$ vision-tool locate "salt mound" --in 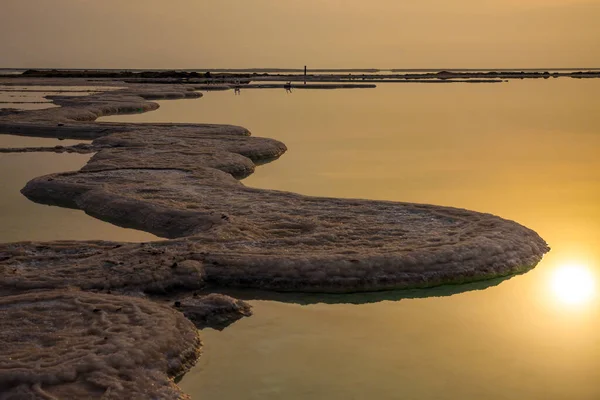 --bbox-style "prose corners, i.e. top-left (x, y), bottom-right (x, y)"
top-left (175, 293), bottom-right (253, 330)
top-left (0, 289), bottom-right (201, 399)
